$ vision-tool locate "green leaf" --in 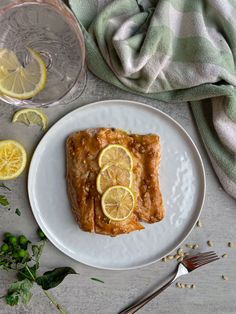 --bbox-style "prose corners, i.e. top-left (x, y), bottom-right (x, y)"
top-left (32, 244), bottom-right (44, 262)
top-left (20, 253), bottom-right (30, 265)
top-left (32, 245), bottom-right (39, 257)
top-left (0, 183), bottom-right (11, 191)
top-left (8, 279), bottom-right (33, 293)
top-left (15, 208), bottom-right (21, 216)
top-left (0, 252), bottom-right (12, 269)
top-left (90, 277), bottom-right (104, 283)
top-left (17, 265), bottom-right (37, 281)
top-left (6, 279), bottom-right (33, 306)
top-left (0, 195), bottom-right (9, 206)
top-left (36, 267), bottom-right (77, 290)
top-left (36, 228), bottom-right (47, 241)
top-left (5, 293), bottom-right (19, 306)
top-left (0, 260), bottom-right (11, 270)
